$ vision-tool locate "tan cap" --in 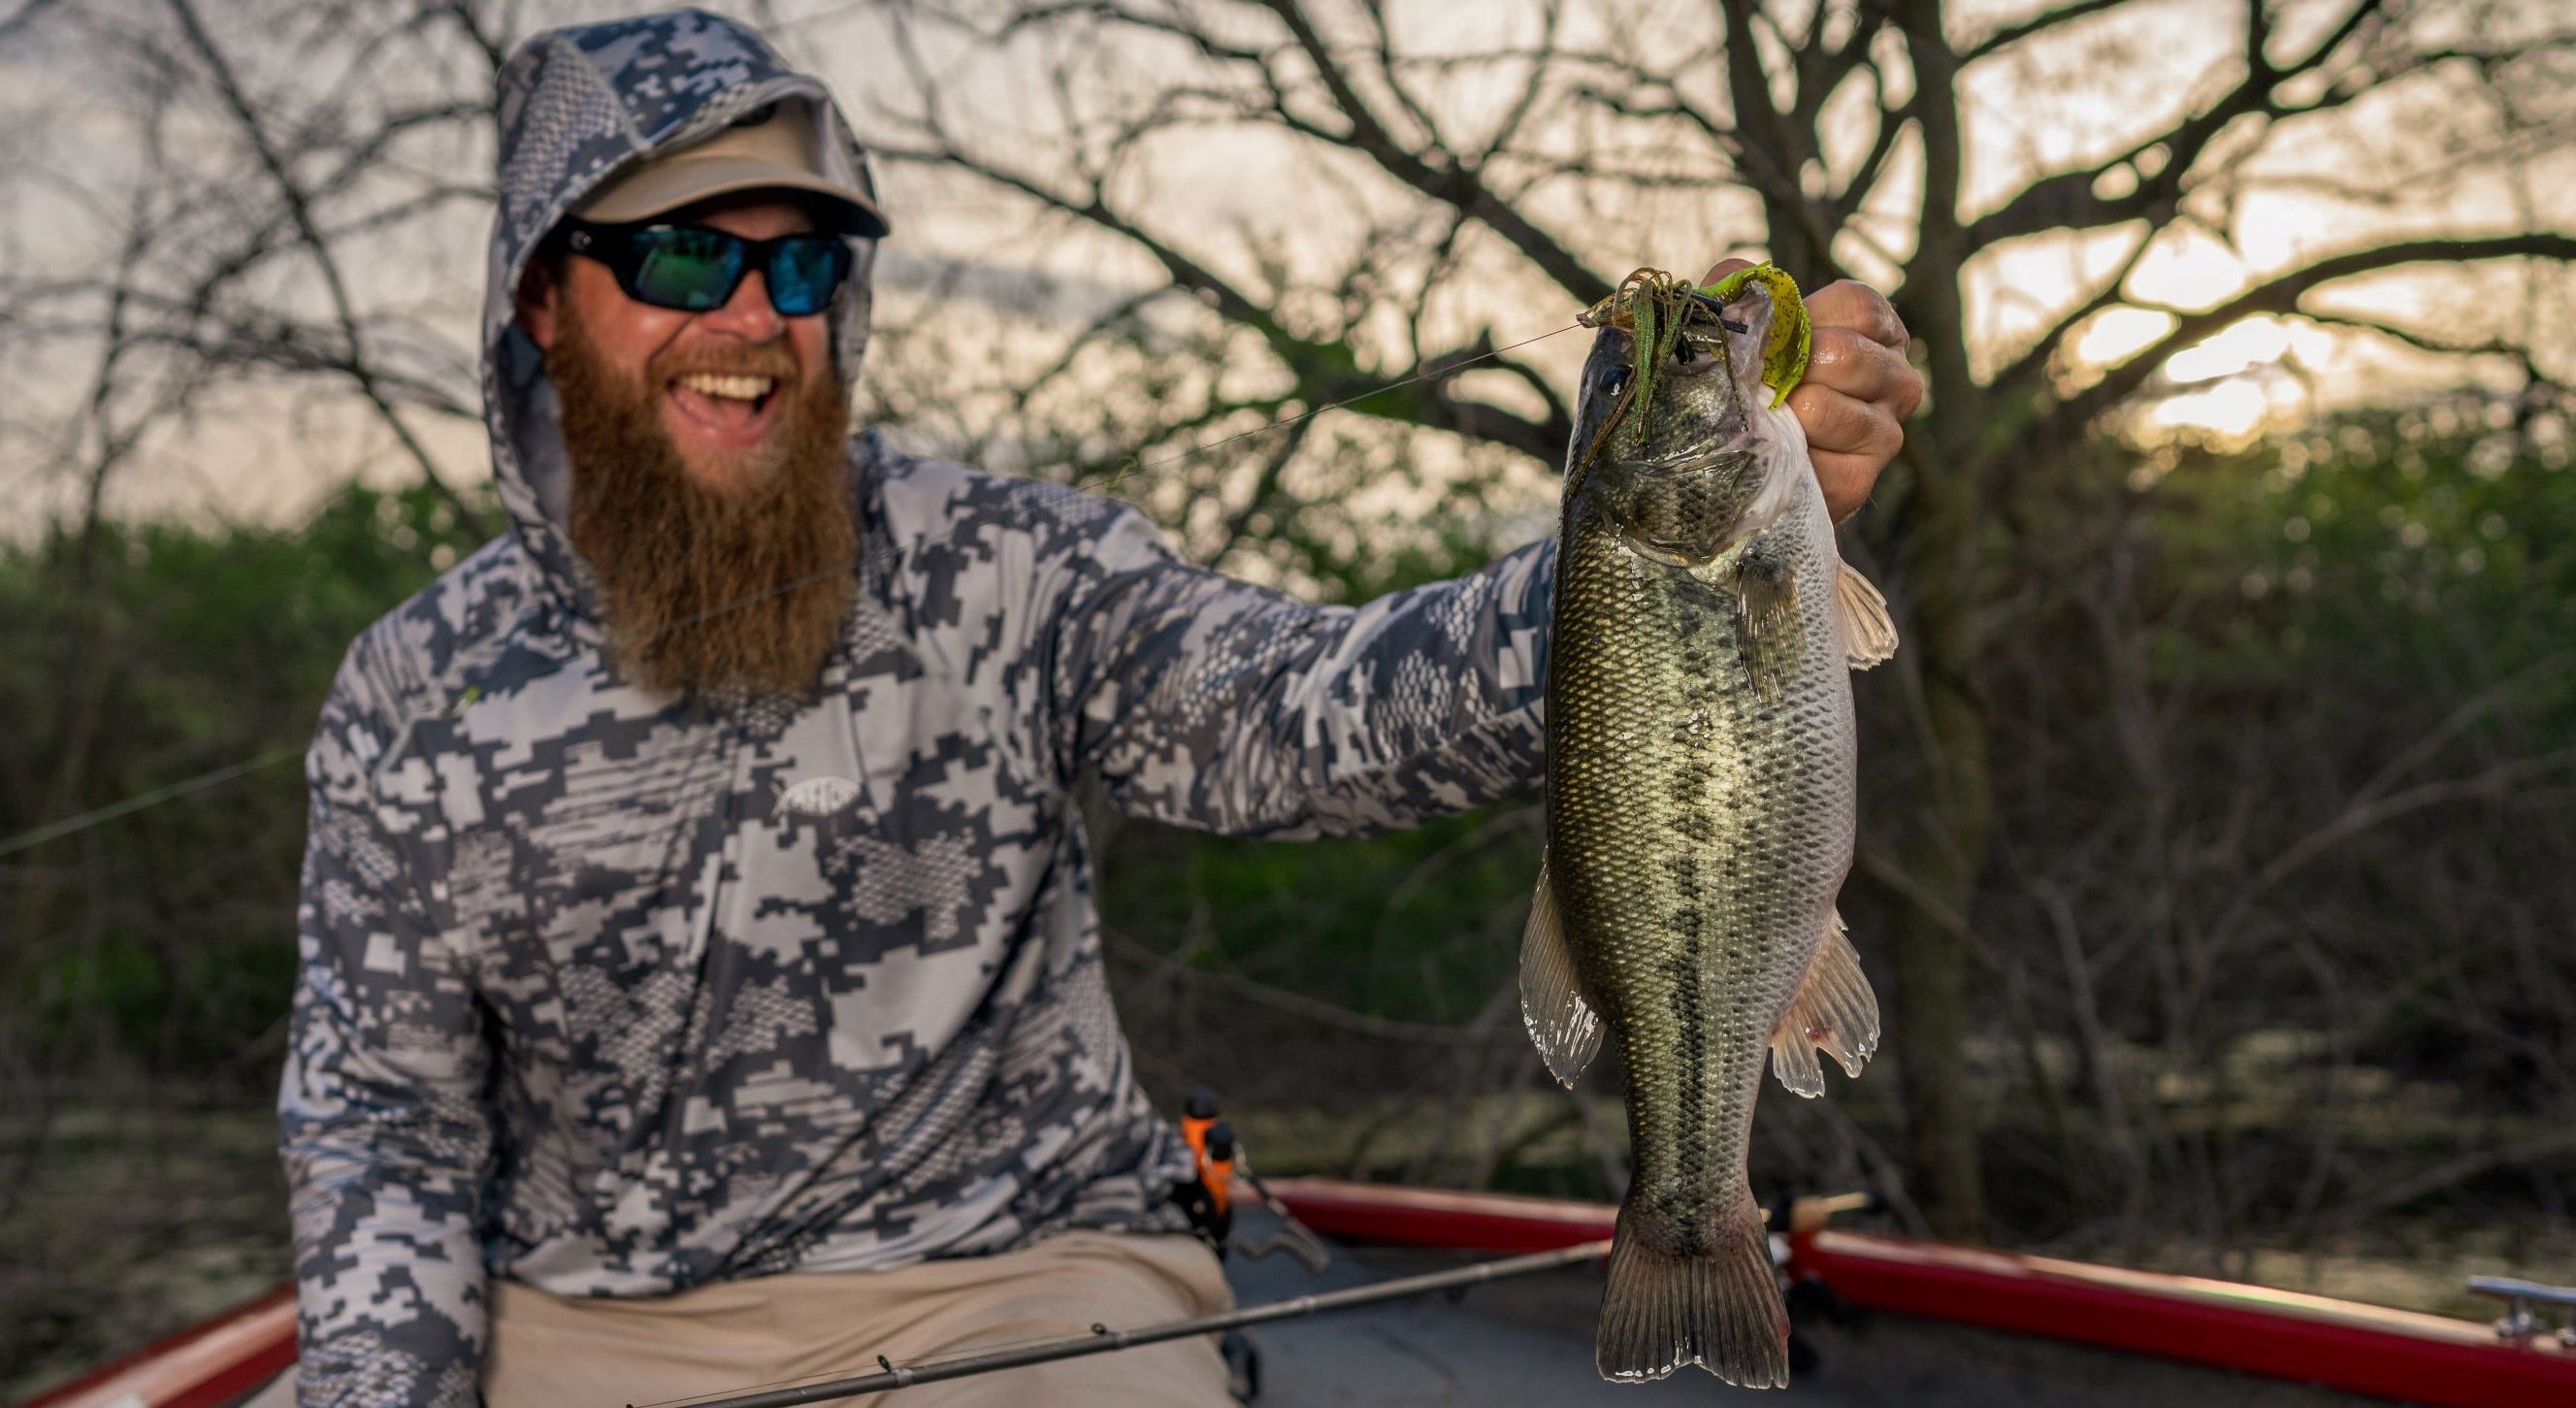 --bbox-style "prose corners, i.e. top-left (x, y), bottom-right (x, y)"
top-left (573, 97), bottom-right (890, 238)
